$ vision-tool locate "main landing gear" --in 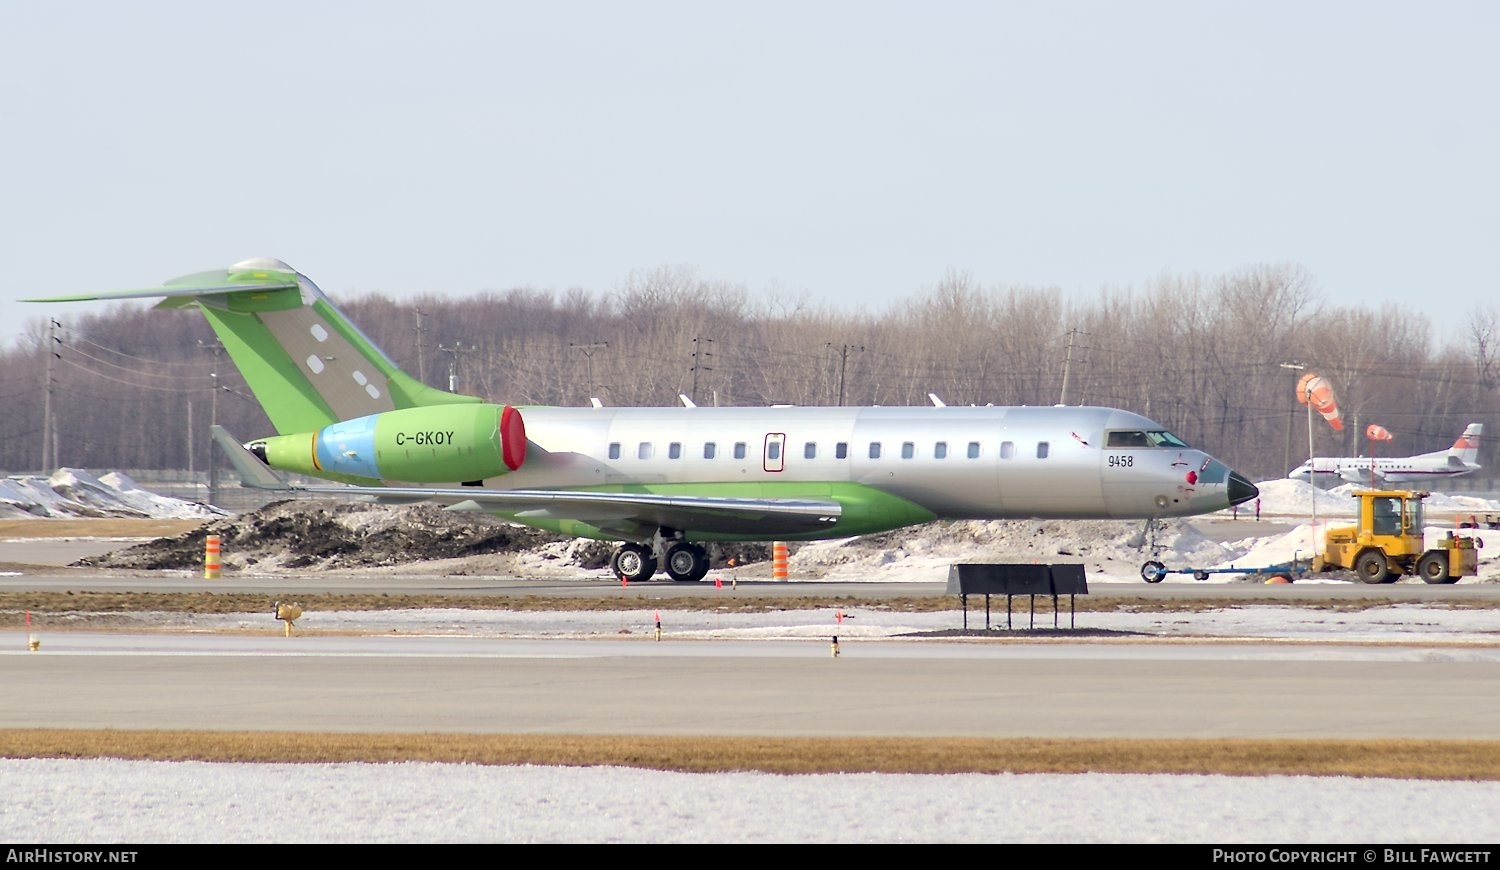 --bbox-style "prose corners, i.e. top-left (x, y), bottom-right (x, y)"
top-left (609, 534), bottom-right (711, 583)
